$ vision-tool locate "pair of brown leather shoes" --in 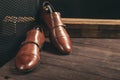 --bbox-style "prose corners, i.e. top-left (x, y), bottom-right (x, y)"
top-left (15, 1), bottom-right (72, 72)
